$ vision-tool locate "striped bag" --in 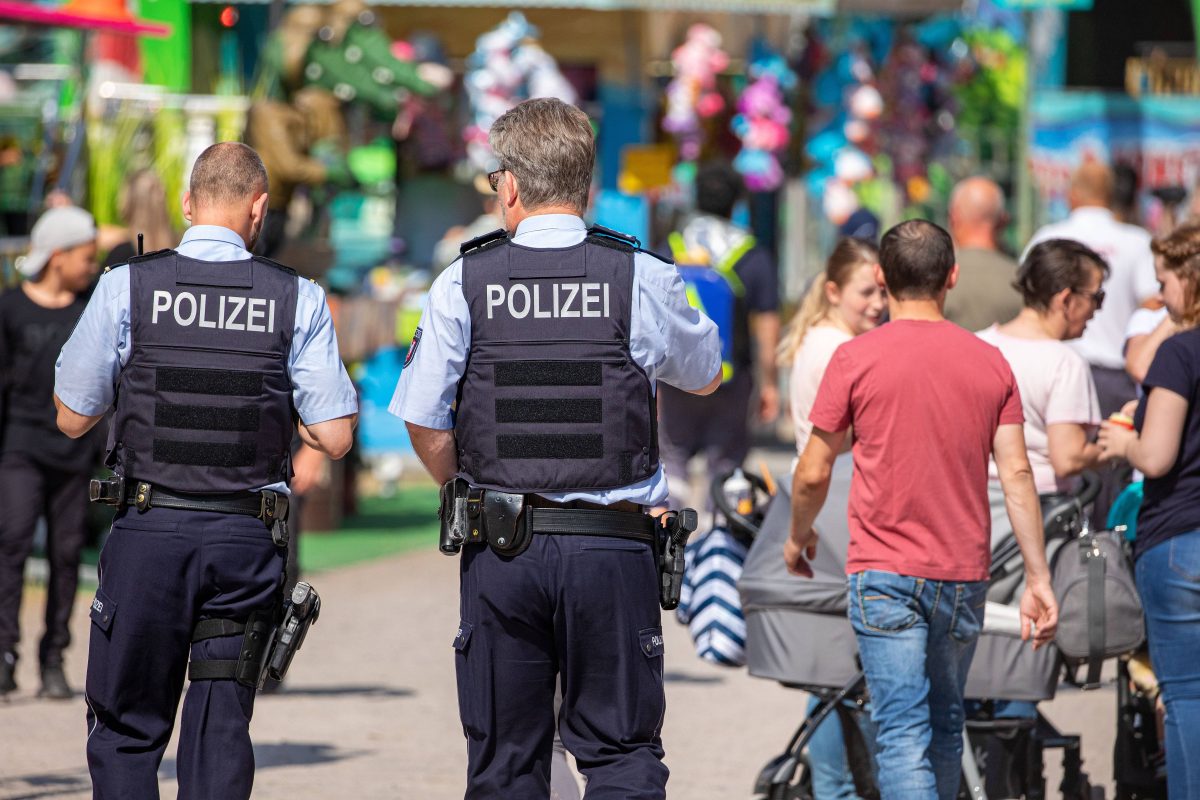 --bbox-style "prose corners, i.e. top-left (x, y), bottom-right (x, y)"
top-left (675, 527), bottom-right (750, 667)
